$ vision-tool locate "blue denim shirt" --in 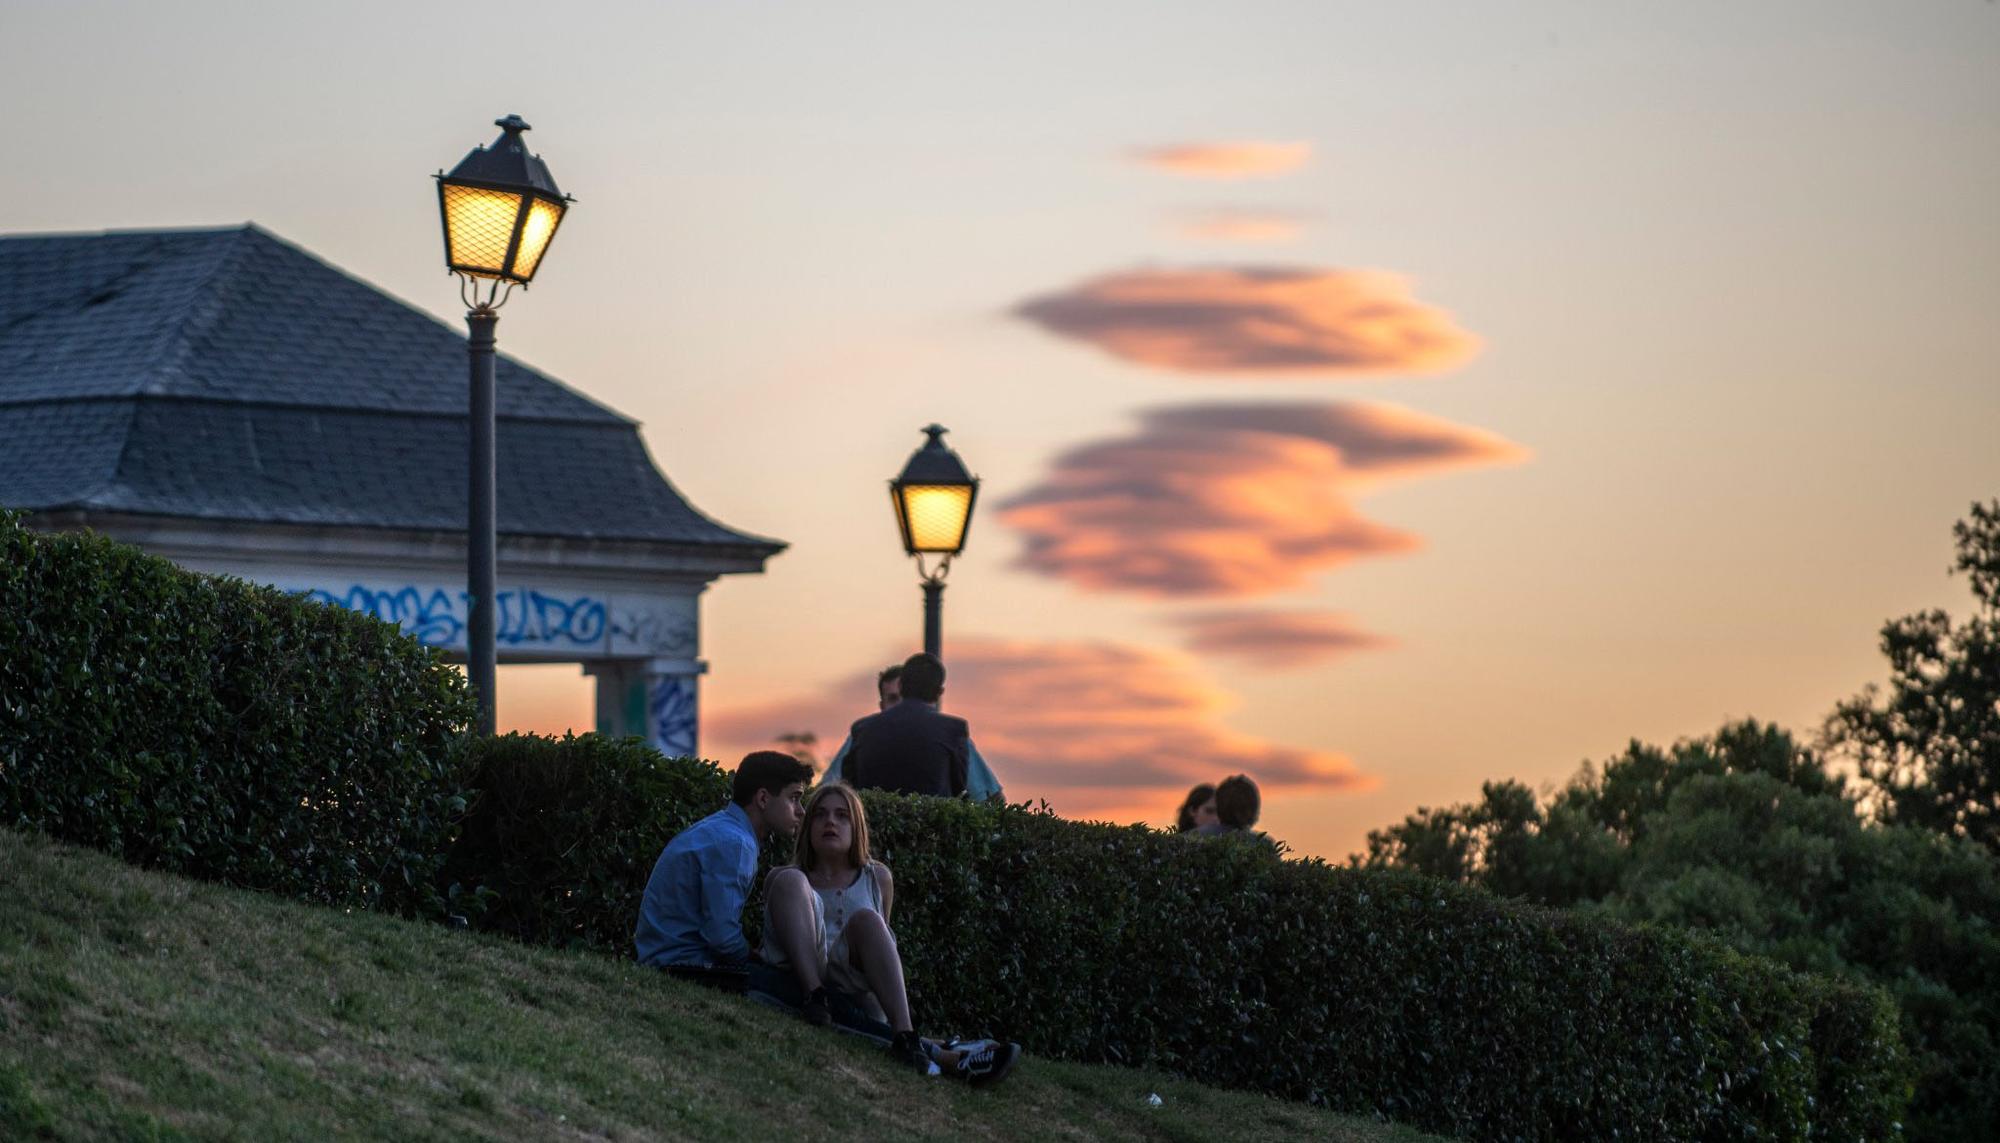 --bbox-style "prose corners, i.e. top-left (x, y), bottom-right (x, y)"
top-left (634, 803), bottom-right (758, 967)
top-left (824, 735), bottom-right (1005, 802)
